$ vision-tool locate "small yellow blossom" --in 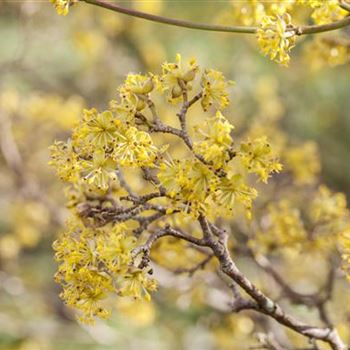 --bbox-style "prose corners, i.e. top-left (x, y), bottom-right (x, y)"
top-left (251, 200), bottom-right (306, 253)
top-left (309, 186), bottom-right (350, 251)
top-left (122, 73), bottom-right (155, 95)
top-left (80, 109), bottom-right (119, 148)
top-left (50, 0), bottom-right (77, 15)
top-left (117, 74), bottom-right (155, 112)
top-left (159, 54), bottom-right (199, 102)
top-left (112, 127), bottom-right (161, 167)
top-left (309, 185), bottom-right (349, 224)
top-left (109, 99), bottom-right (138, 124)
top-left (230, 0), bottom-right (266, 26)
top-left (214, 174), bottom-right (258, 218)
top-left (119, 267), bottom-right (157, 301)
top-left (230, 0), bottom-right (292, 26)
top-left (299, 0), bottom-right (348, 24)
top-left (49, 141), bottom-right (80, 182)
top-left (157, 159), bottom-right (185, 198)
top-left (194, 111), bottom-right (234, 169)
top-left (81, 148), bottom-right (117, 191)
top-left (239, 137), bottom-right (282, 183)
top-left (303, 37), bottom-right (350, 69)
top-left (158, 159), bottom-right (219, 217)
top-left (284, 141), bottom-right (320, 185)
top-left (201, 69), bottom-right (233, 111)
